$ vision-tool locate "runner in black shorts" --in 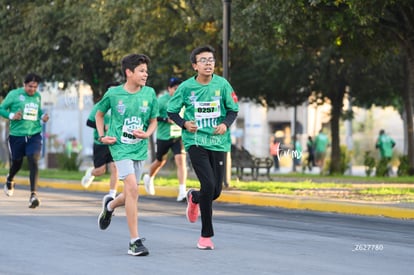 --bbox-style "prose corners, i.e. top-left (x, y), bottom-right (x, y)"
top-left (81, 82), bottom-right (119, 198)
top-left (93, 143), bottom-right (114, 168)
top-left (142, 77), bottom-right (187, 201)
